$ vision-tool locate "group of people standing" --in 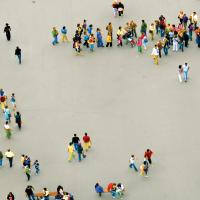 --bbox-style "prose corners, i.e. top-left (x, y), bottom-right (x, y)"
top-left (0, 89), bottom-right (22, 139)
